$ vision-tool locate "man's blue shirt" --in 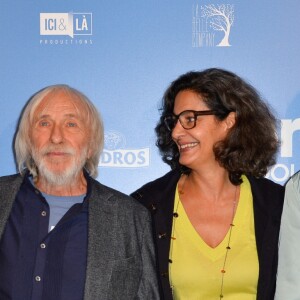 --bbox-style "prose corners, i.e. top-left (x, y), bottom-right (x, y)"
top-left (0, 174), bottom-right (89, 300)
